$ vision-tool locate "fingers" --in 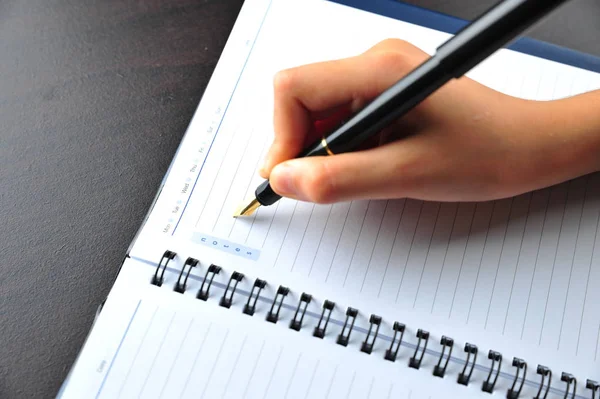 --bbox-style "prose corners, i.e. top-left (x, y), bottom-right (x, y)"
top-left (260, 39), bottom-right (430, 179)
top-left (268, 136), bottom-right (427, 204)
